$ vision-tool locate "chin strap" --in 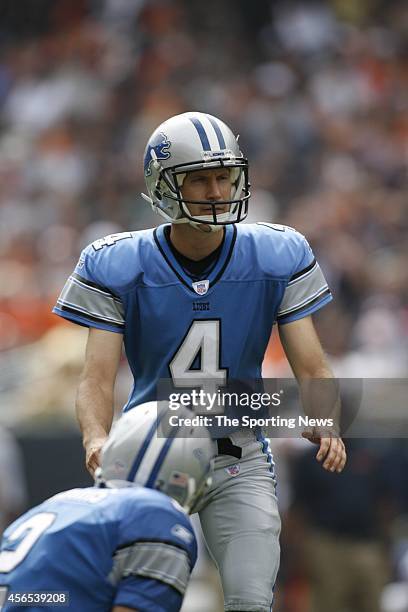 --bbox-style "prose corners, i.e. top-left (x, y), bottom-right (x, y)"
top-left (186, 211), bottom-right (231, 232)
top-left (141, 192), bottom-right (229, 232)
top-left (141, 192), bottom-right (153, 205)
top-left (189, 220), bottom-right (224, 233)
